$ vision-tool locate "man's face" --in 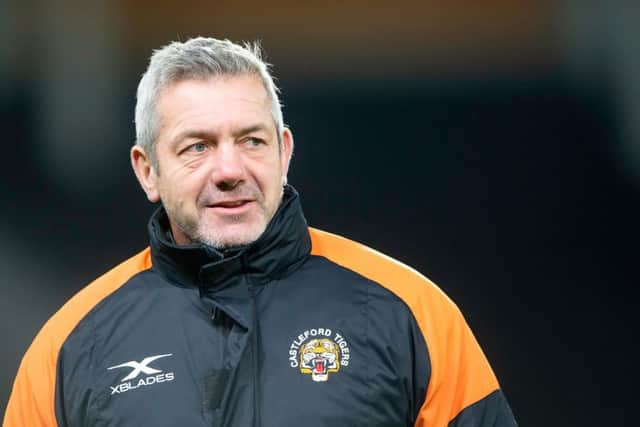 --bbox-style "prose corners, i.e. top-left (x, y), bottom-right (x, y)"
top-left (132, 74), bottom-right (293, 249)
